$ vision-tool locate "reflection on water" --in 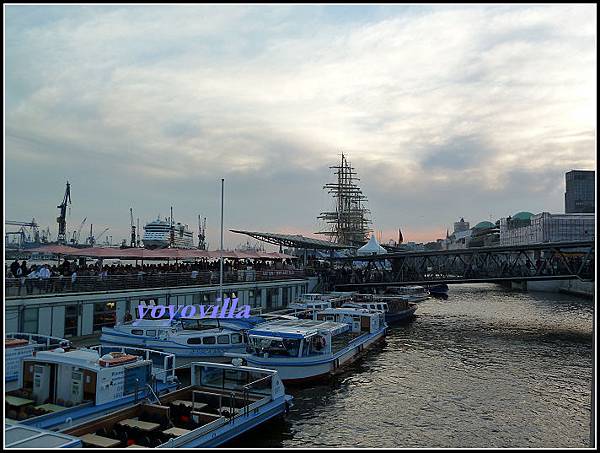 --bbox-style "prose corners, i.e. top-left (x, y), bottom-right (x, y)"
top-left (230, 284), bottom-right (593, 448)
